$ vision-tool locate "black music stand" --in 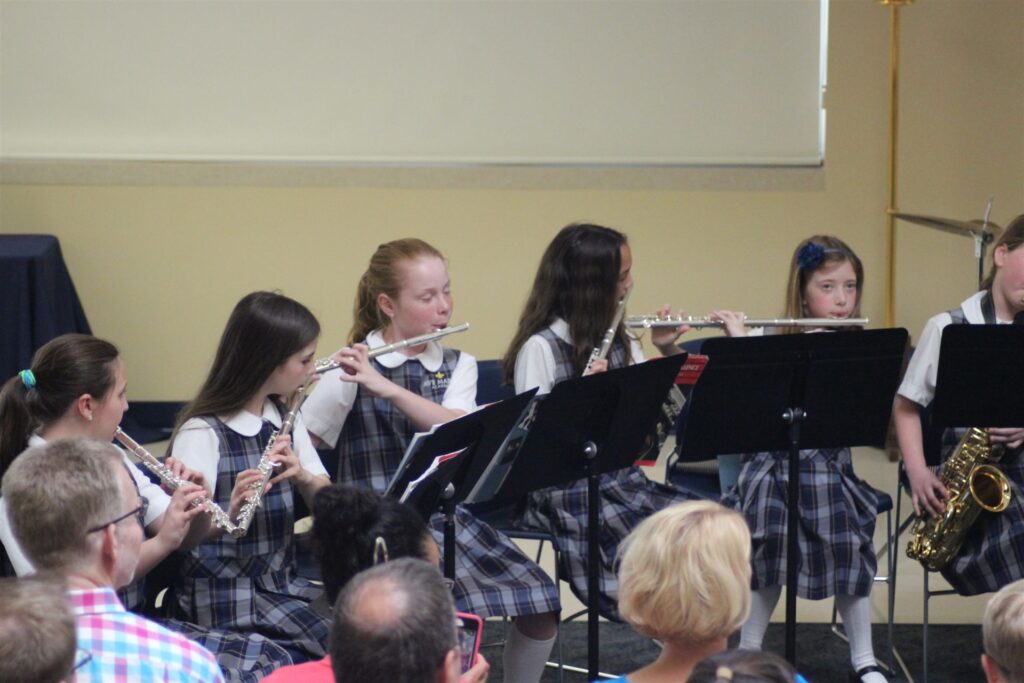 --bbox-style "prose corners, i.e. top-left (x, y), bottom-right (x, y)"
top-left (477, 354), bottom-right (688, 679)
top-left (932, 325), bottom-right (1024, 427)
top-left (385, 388), bottom-right (539, 579)
top-left (677, 329), bottom-right (908, 667)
